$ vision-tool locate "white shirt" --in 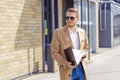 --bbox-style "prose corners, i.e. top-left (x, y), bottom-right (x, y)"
top-left (68, 27), bottom-right (80, 49)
